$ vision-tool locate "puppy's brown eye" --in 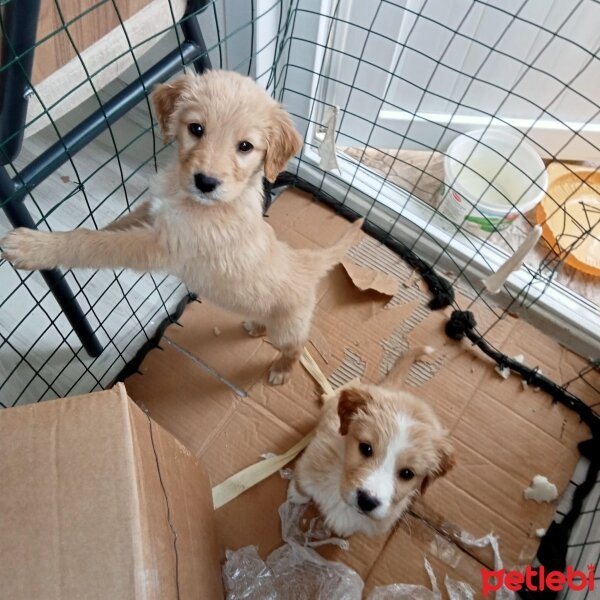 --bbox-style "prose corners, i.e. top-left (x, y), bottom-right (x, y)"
top-left (398, 468), bottom-right (414, 481)
top-left (188, 123), bottom-right (204, 138)
top-left (238, 141), bottom-right (253, 152)
top-left (359, 442), bottom-right (372, 457)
